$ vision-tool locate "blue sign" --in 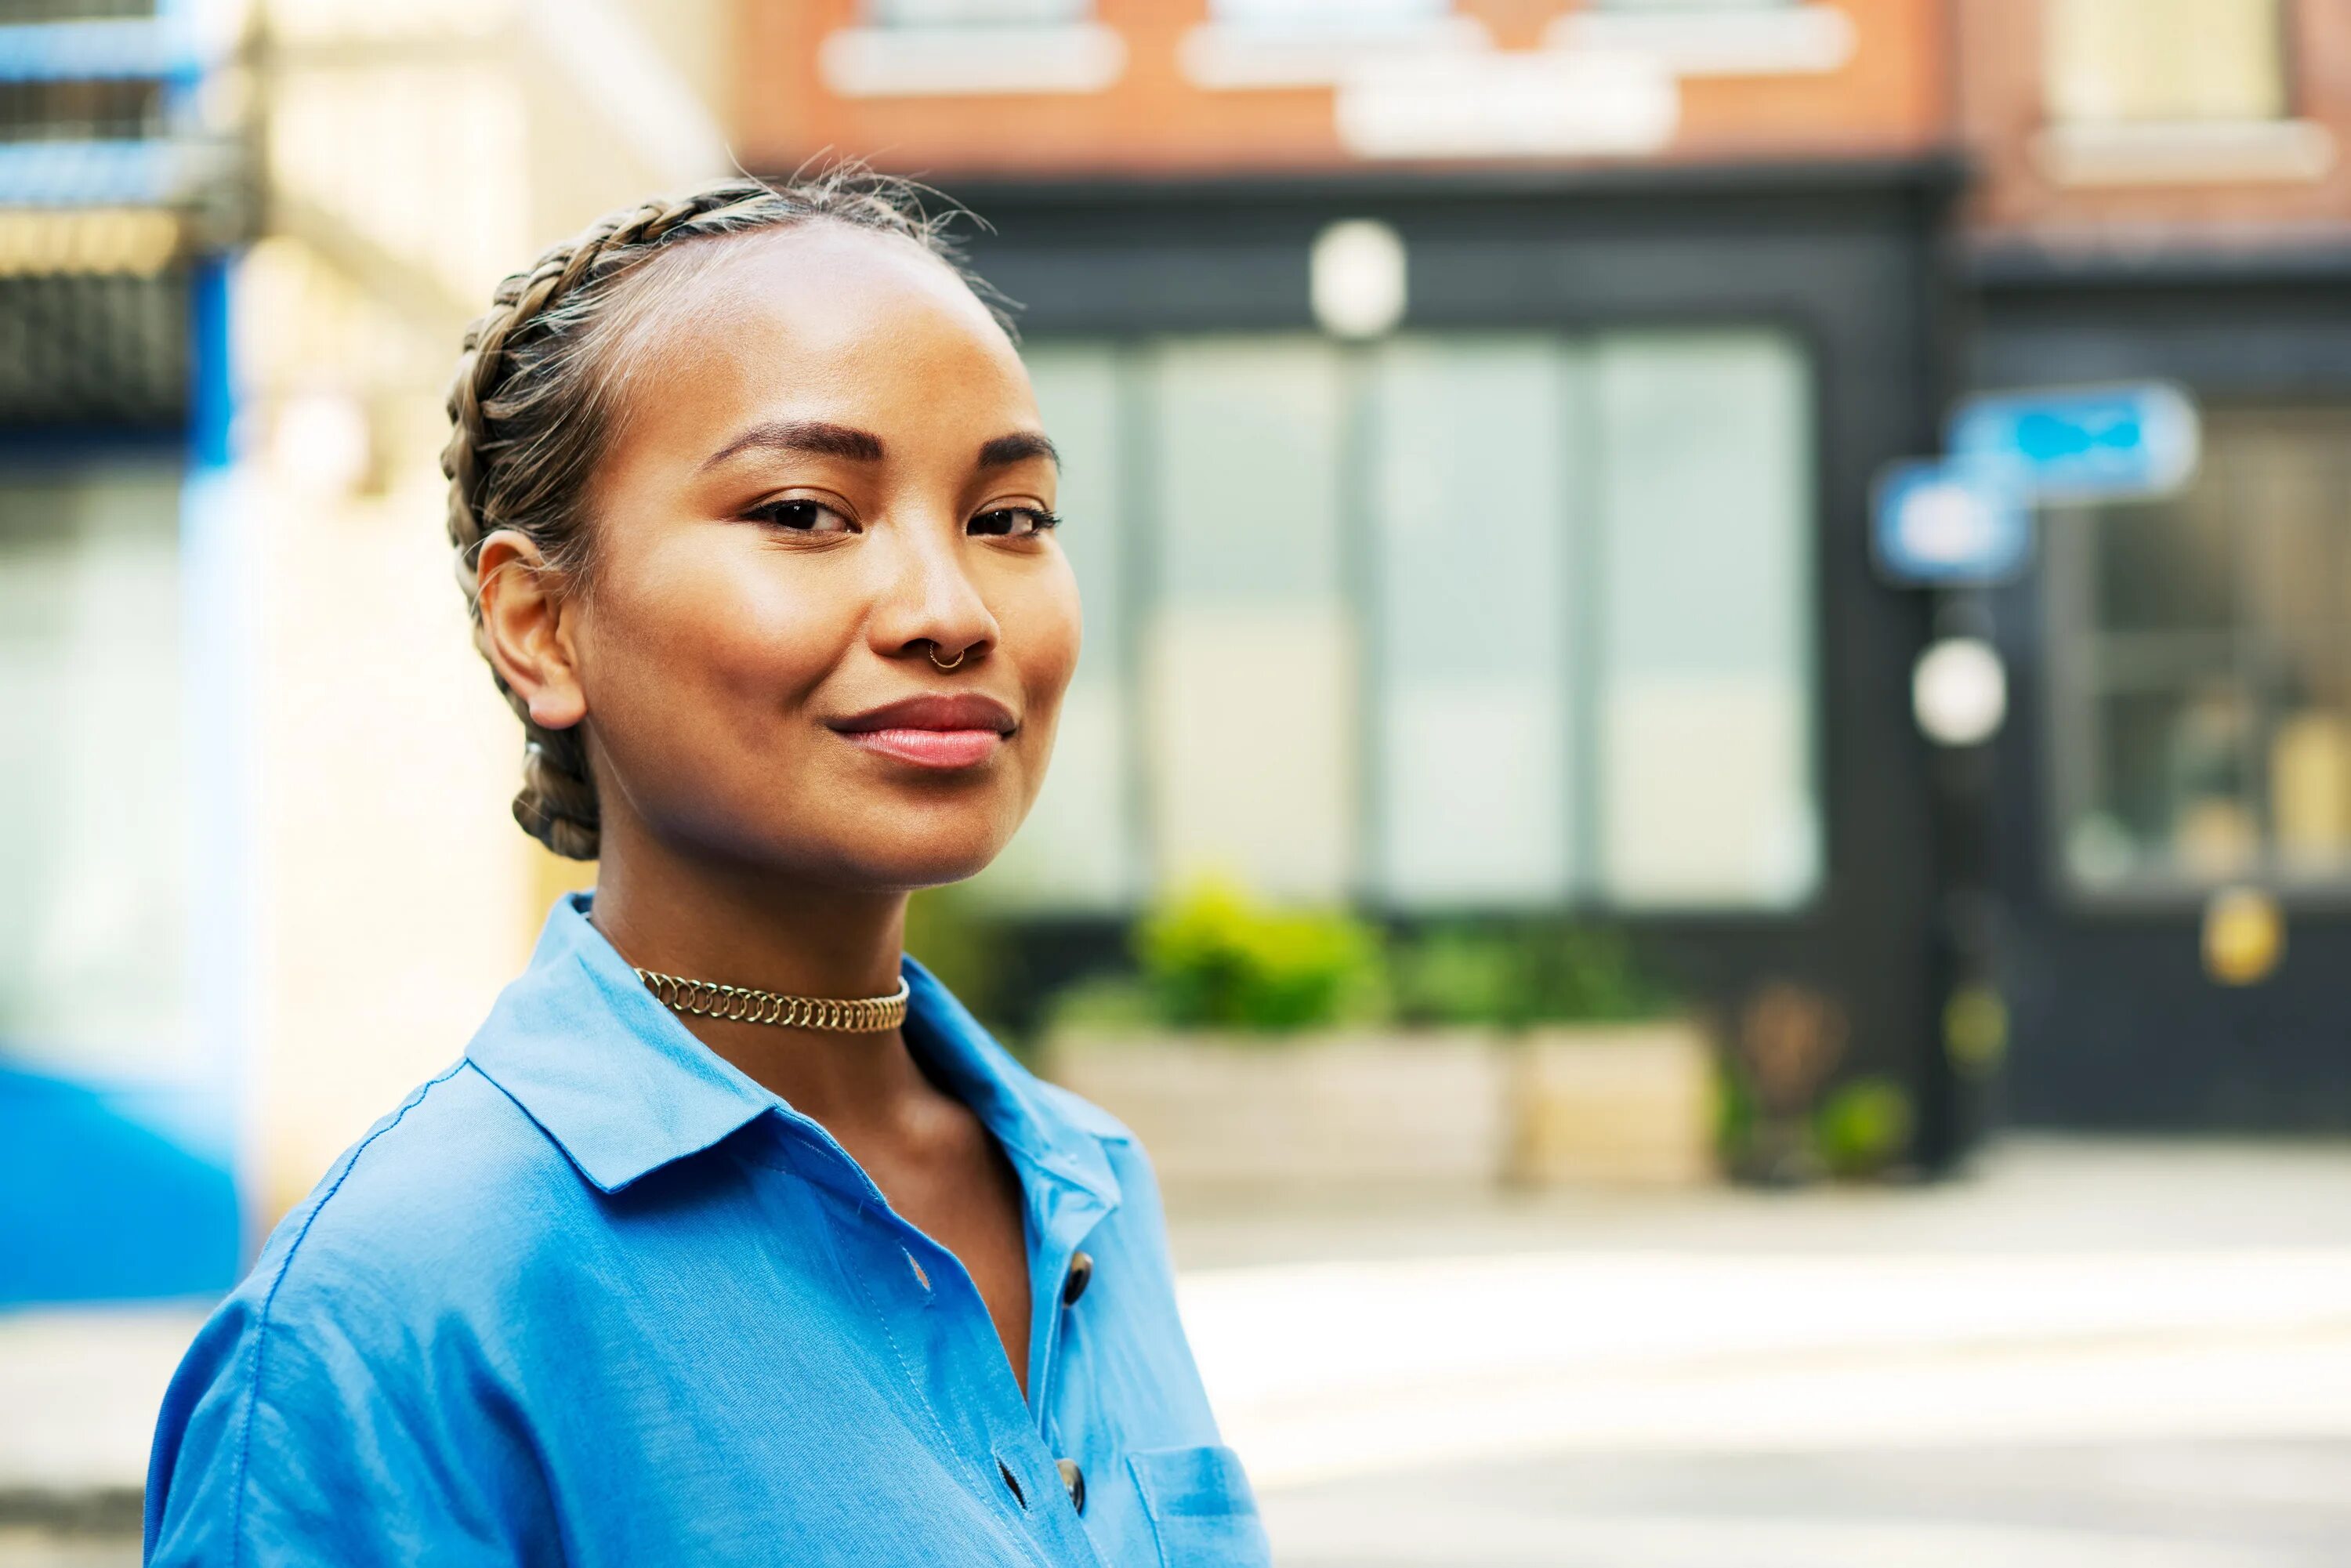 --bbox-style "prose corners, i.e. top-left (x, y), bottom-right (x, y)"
top-left (1949, 382), bottom-right (2200, 502)
top-left (1872, 456), bottom-right (2034, 586)
top-left (0, 18), bottom-right (205, 85)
